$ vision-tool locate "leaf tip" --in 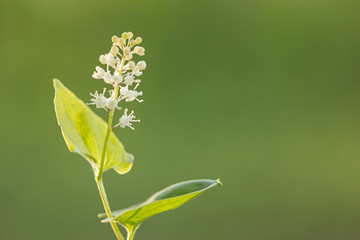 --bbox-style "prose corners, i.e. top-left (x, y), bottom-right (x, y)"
top-left (53, 78), bottom-right (61, 87)
top-left (216, 178), bottom-right (223, 187)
